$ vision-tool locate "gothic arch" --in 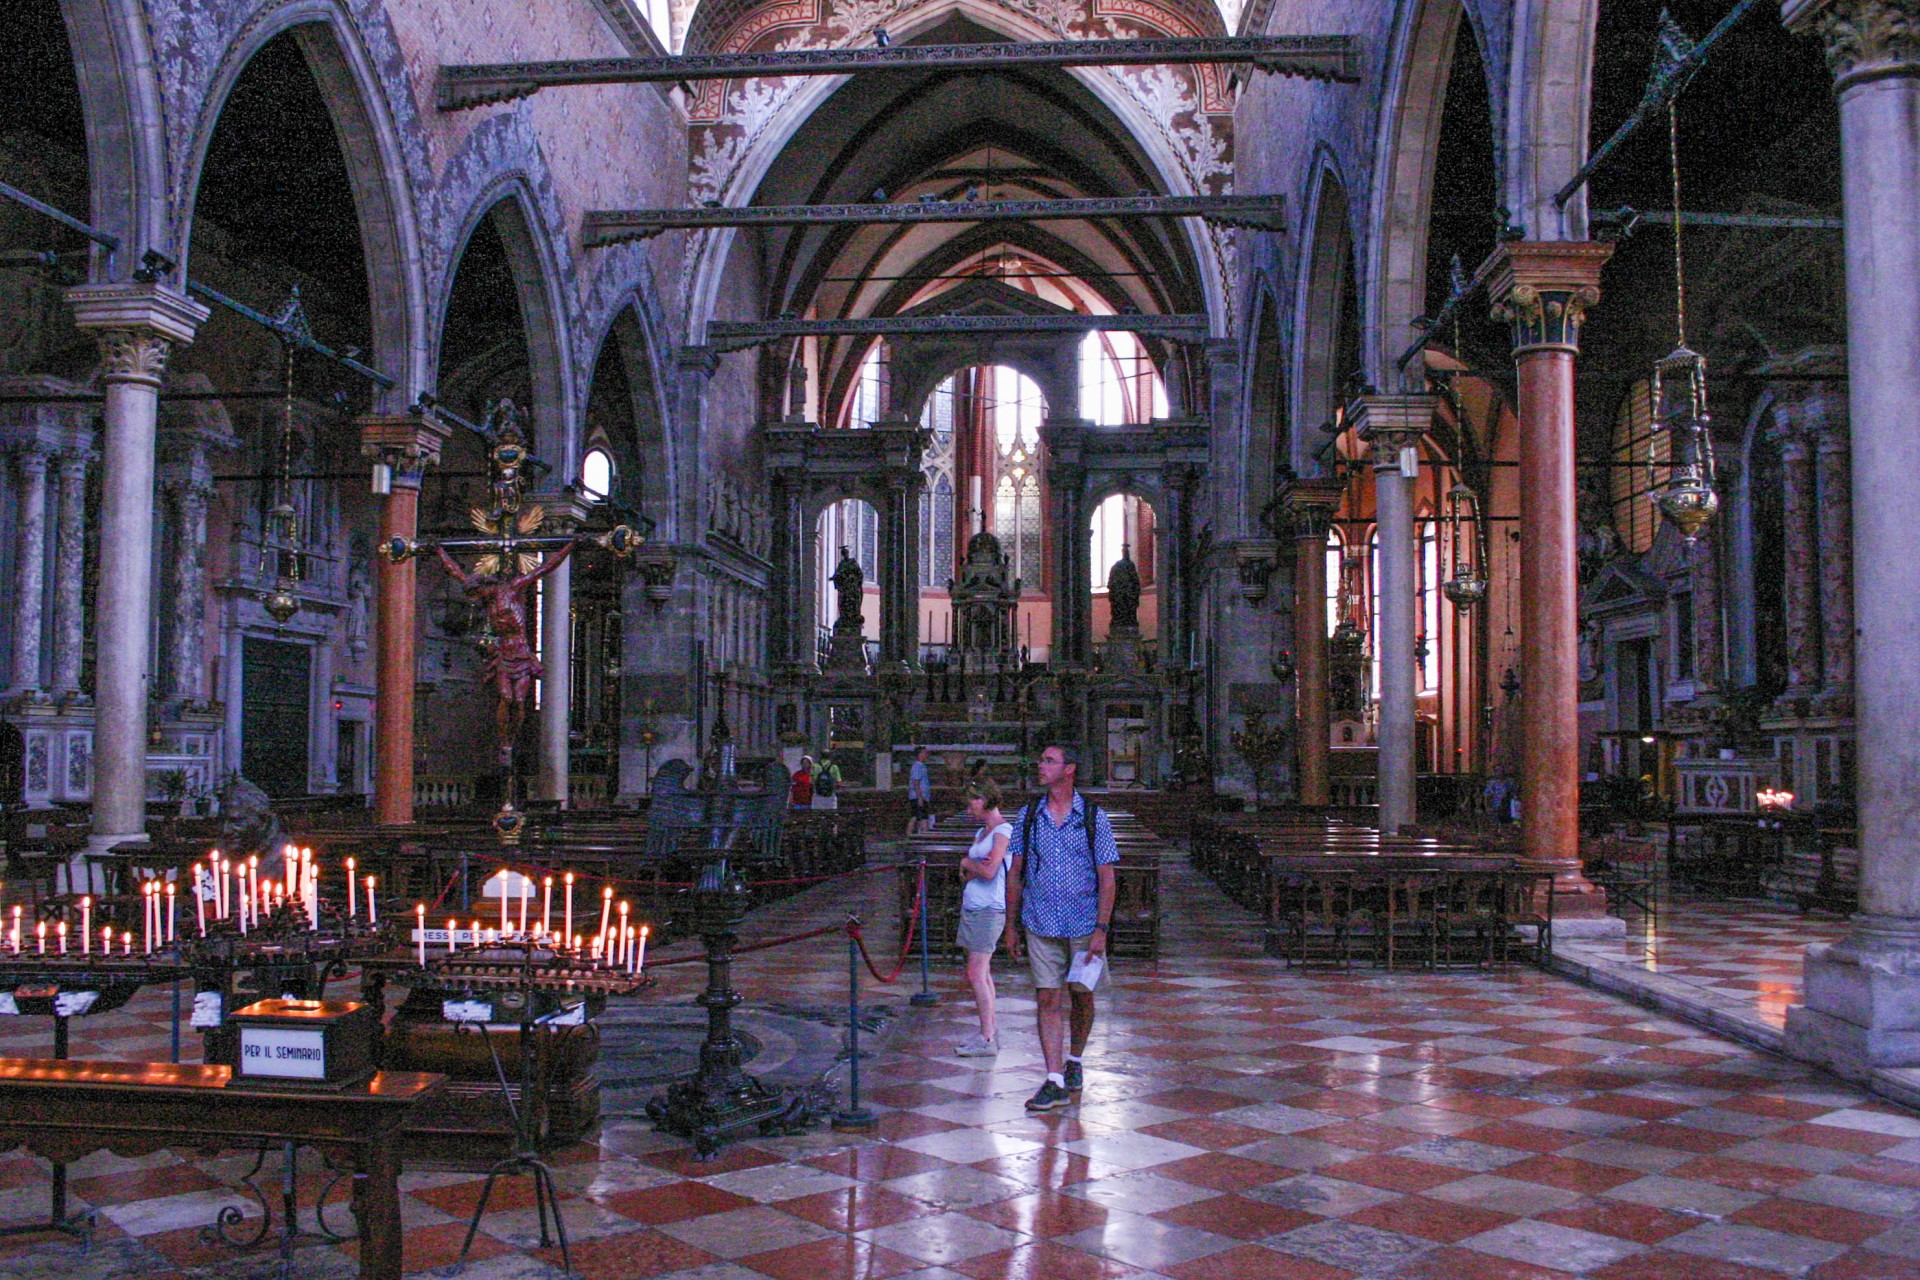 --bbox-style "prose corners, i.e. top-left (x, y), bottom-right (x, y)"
top-left (1292, 158), bottom-right (1358, 477)
top-left (171, 6), bottom-right (428, 405)
top-left (681, 0), bottom-right (1229, 343)
top-left (1366, 0), bottom-right (1474, 388)
top-left (434, 185), bottom-right (578, 473)
top-left (56, 0), bottom-right (167, 275)
top-left (1504, 0), bottom-right (1597, 239)
top-left (1241, 273), bottom-right (1288, 519)
top-left (586, 305), bottom-right (680, 539)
